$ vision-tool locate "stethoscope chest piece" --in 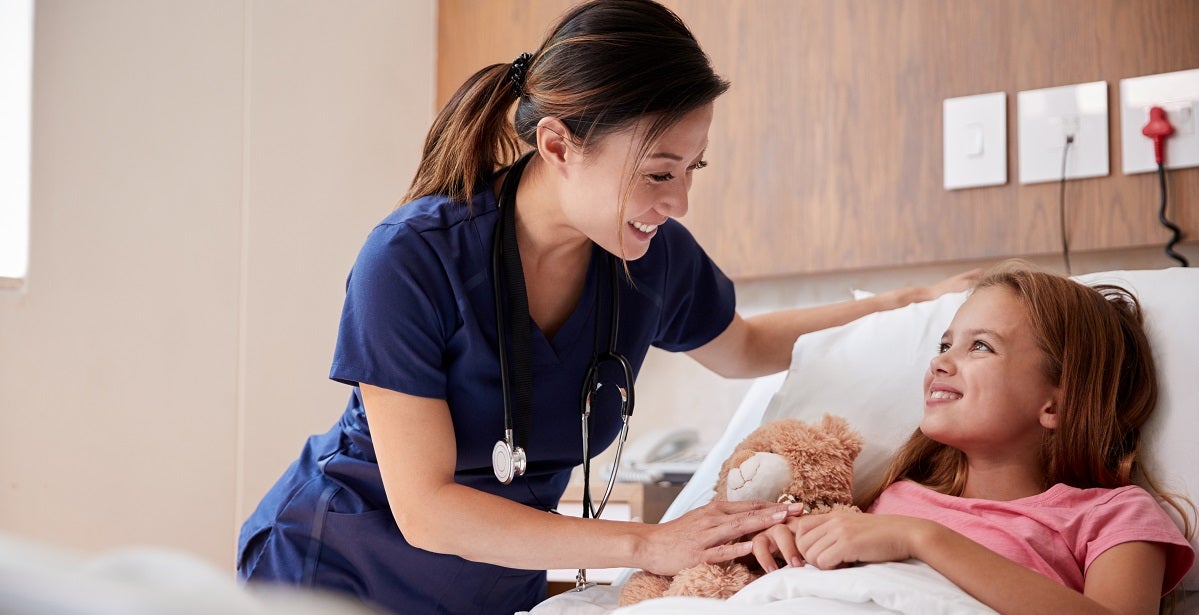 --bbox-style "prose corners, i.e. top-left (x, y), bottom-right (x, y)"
top-left (492, 436), bottom-right (527, 485)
